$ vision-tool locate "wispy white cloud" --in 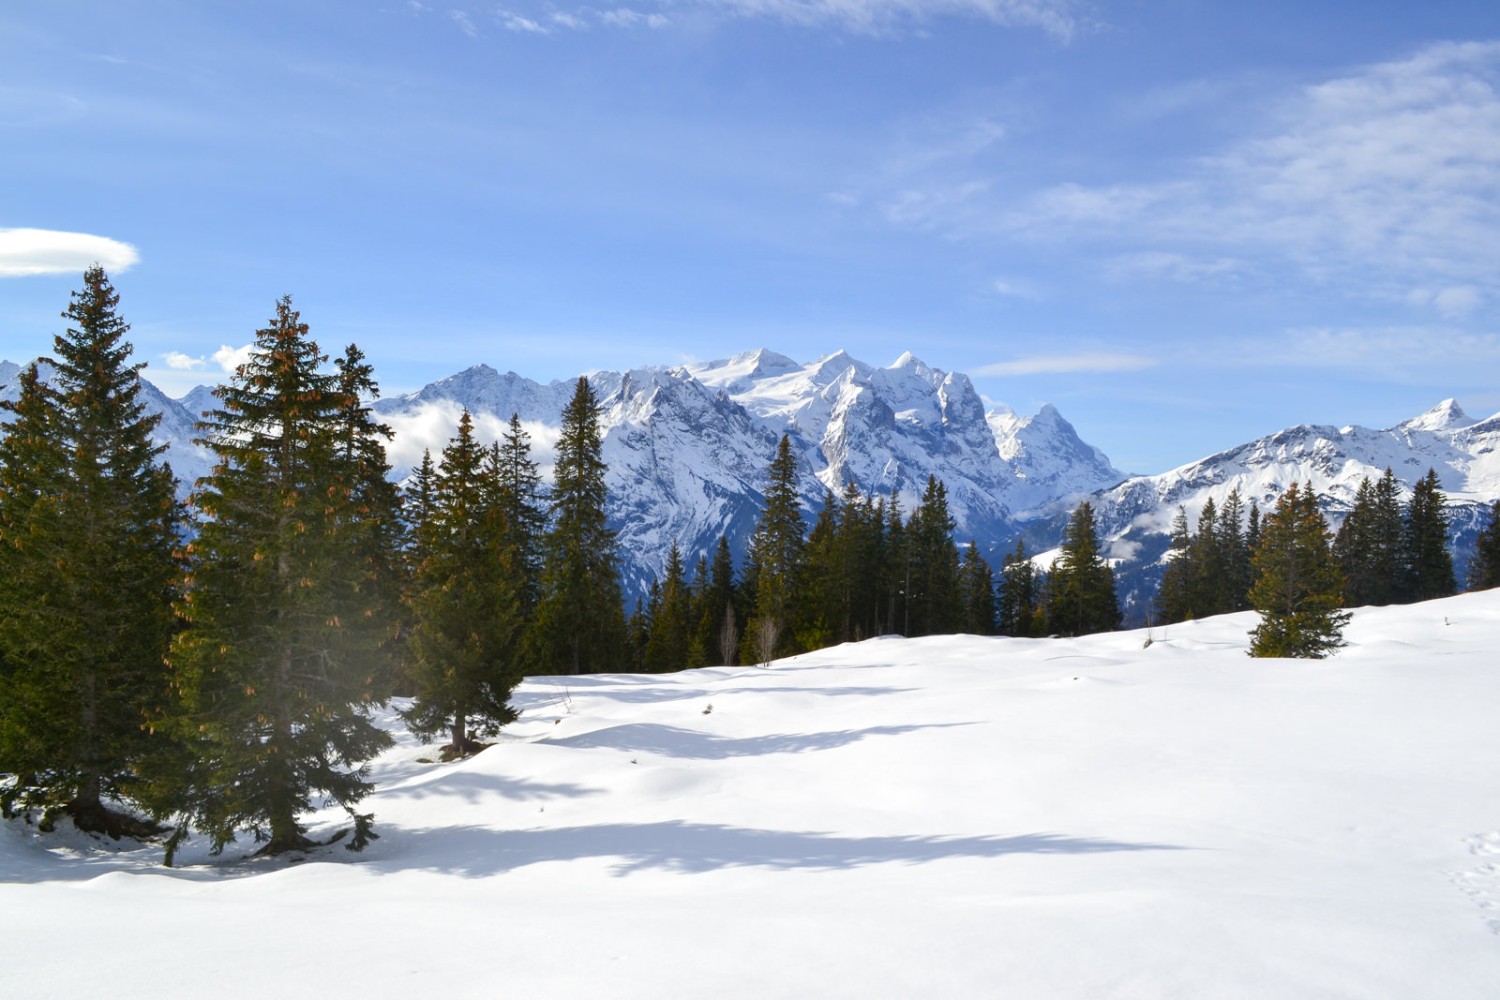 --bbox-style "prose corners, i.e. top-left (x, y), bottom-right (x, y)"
top-left (696, 0), bottom-right (1084, 38)
top-left (1260, 326), bottom-right (1500, 379)
top-left (211, 344), bottom-right (255, 374)
top-left (428, 0), bottom-right (1069, 38)
top-left (1105, 251), bottom-right (1244, 285)
top-left (863, 42), bottom-right (1500, 309)
top-left (163, 351), bottom-right (207, 371)
top-left (987, 276), bottom-right (1039, 299)
top-left (0, 228), bottom-right (140, 278)
top-left (975, 352), bottom-right (1158, 376)
top-left (1016, 42), bottom-right (1500, 302)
